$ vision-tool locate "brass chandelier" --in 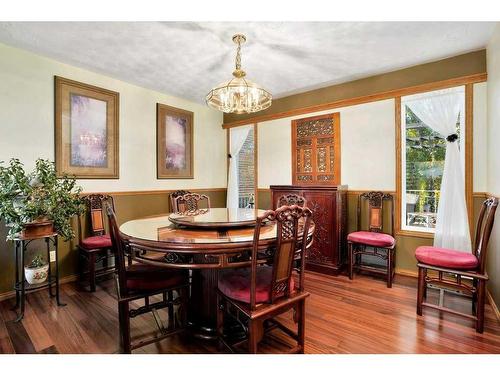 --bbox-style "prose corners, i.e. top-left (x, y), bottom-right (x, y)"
top-left (206, 34), bottom-right (272, 114)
